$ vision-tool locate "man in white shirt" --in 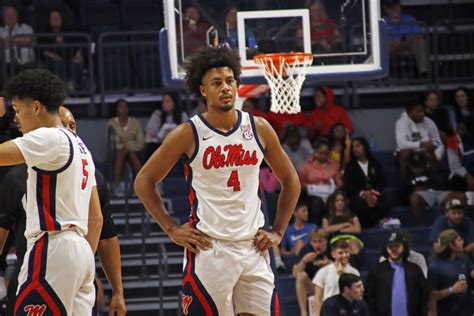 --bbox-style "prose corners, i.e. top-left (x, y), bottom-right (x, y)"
top-left (312, 239), bottom-right (360, 316)
top-left (0, 5), bottom-right (35, 67)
